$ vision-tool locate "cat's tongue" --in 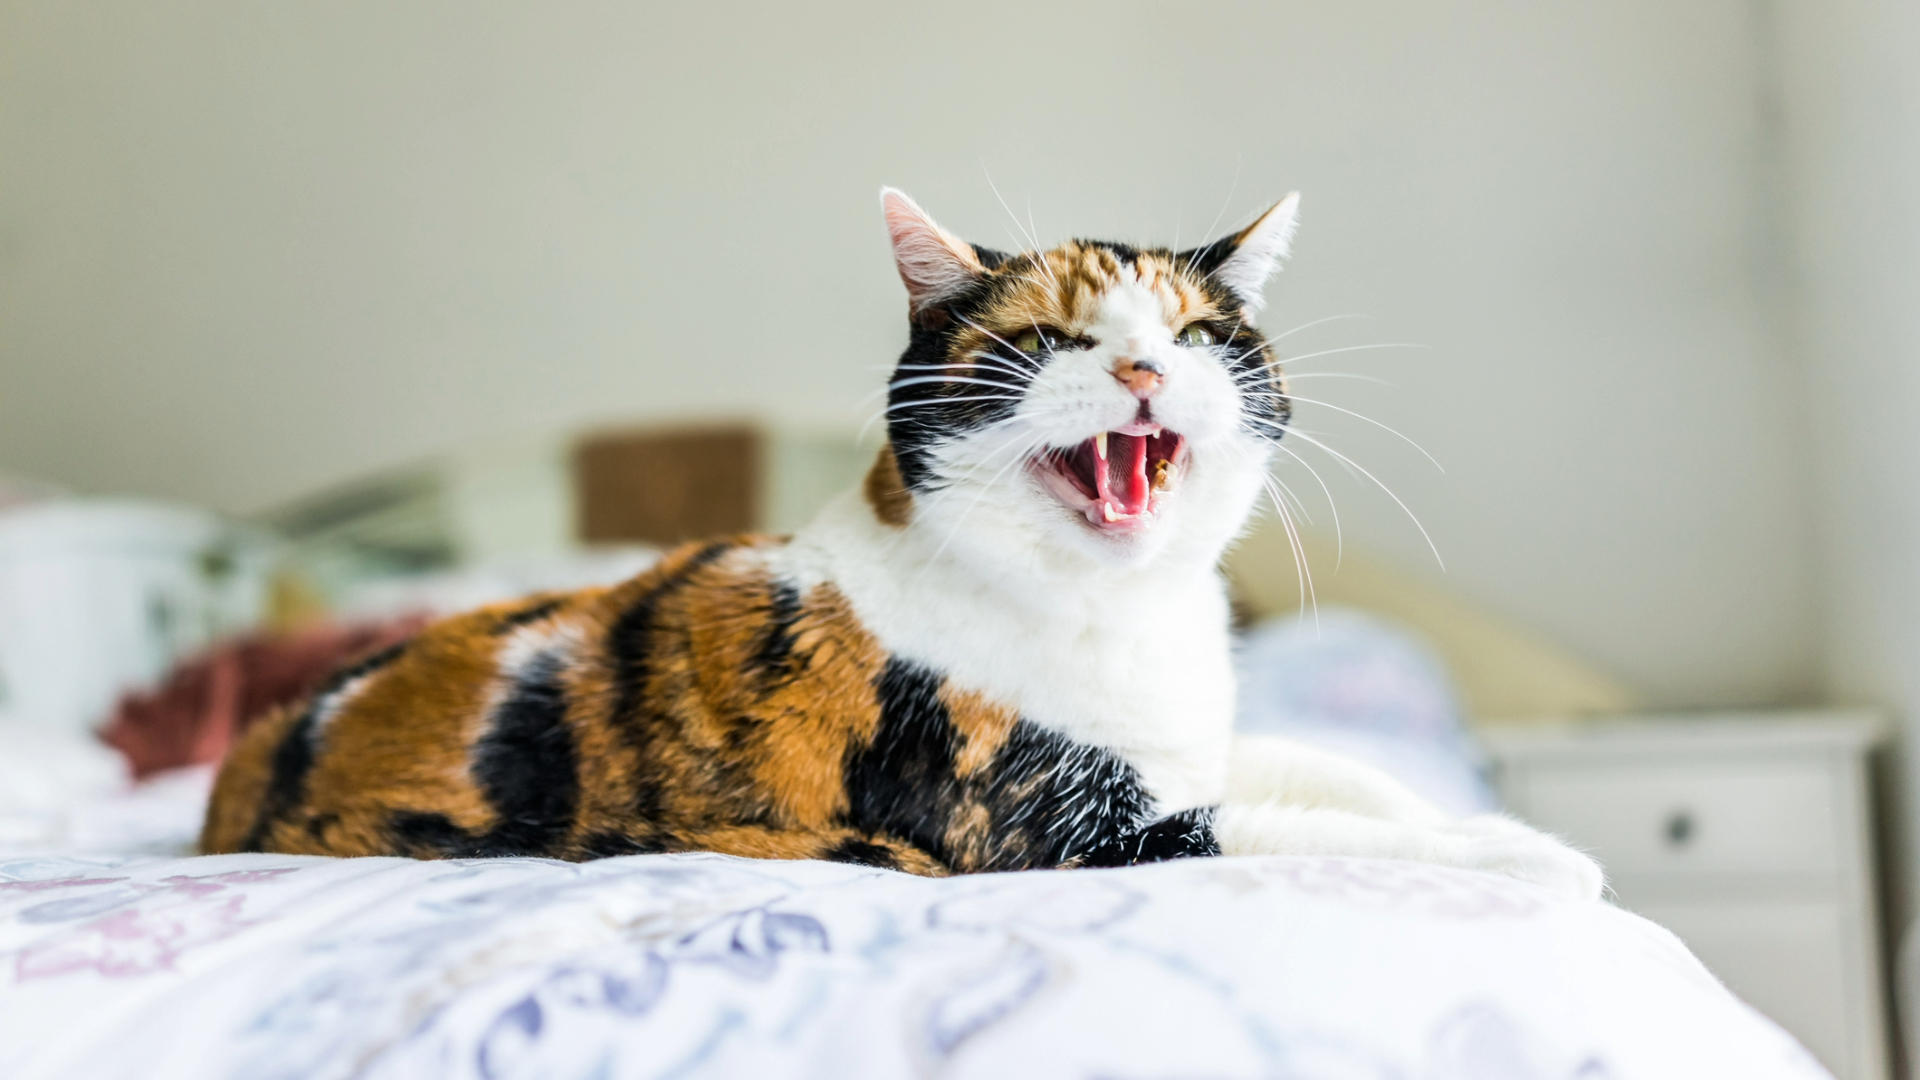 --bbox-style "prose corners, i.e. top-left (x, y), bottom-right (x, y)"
top-left (1096, 431), bottom-right (1153, 516)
